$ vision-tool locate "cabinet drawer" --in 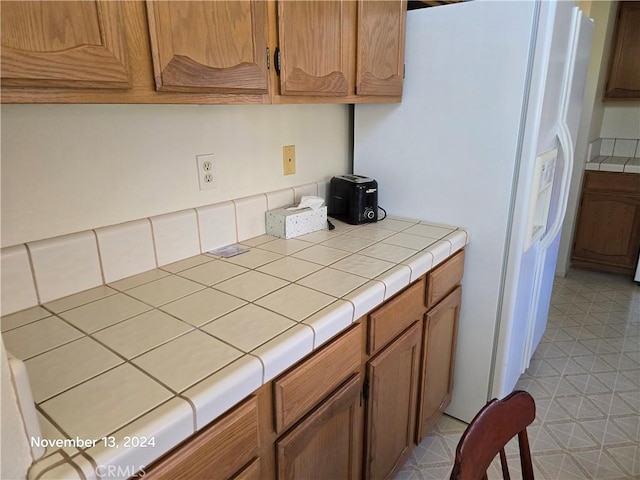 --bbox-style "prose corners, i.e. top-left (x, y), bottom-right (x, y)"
top-left (583, 171), bottom-right (640, 196)
top-left (426, 249), bottom-right (464, 308)
top-left (368, 276), bottom-right (426, 356)
top-left (273, 323), bottom-right (362, 433)
top-left (144, 396), bottom-right (259, 480)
